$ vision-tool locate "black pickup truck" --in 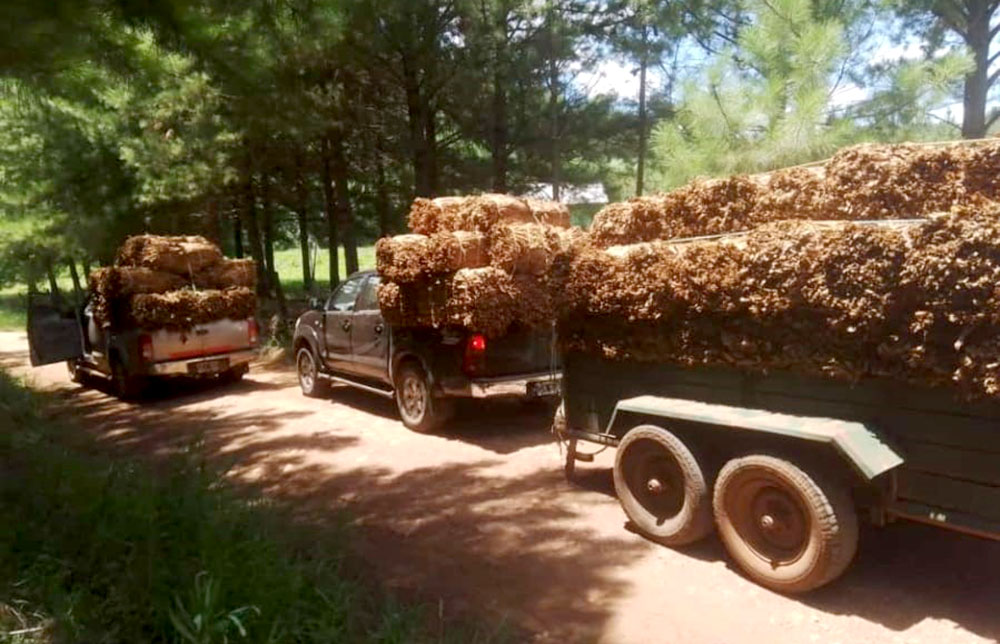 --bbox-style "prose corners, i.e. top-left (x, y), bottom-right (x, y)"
top-left (292, 270), bottom-right (561, 431)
